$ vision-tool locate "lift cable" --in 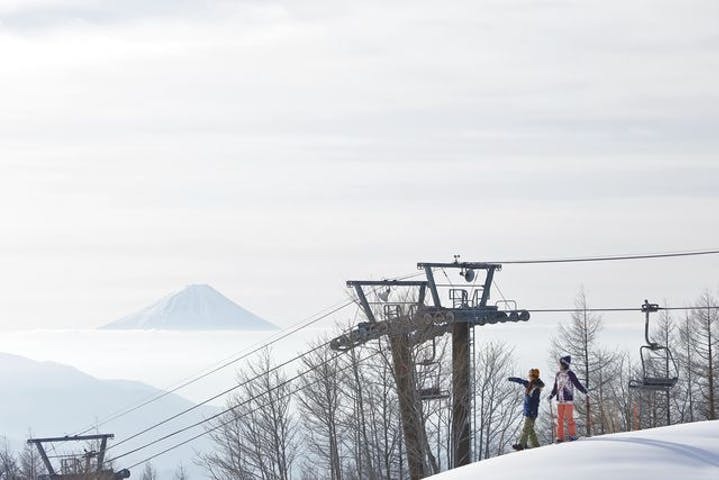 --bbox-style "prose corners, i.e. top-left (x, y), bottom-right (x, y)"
top-left (526, 305), bottom-right (719, 314)
top-left (82, 250), bottom-right (714, 434)
top-left (76, 270), bottom-right (425, 437)
top-left (110, 302), bottom-right (716, 467)
top-left (83, 254), bottom-right (715, 455)
top-left (106, 336), bottom-right (336, 452)
top-left (484, 248), bottom-right (719, 265)
top-left (110, 348), bottom-right (383, 468)
top-left (110, 300), bottom-right (718, 454)
top-left (74, 297), bottom-right (356, 436)
top-left (105, 278), bottom-right (416, 451)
